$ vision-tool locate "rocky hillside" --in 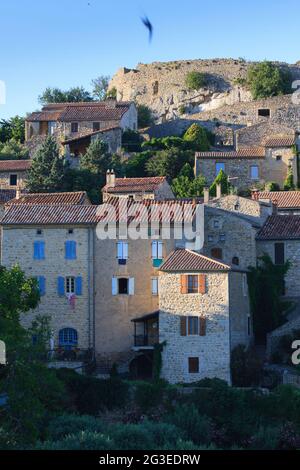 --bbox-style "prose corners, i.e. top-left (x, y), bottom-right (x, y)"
top-left (108, 58), bottom-right (300, 123)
